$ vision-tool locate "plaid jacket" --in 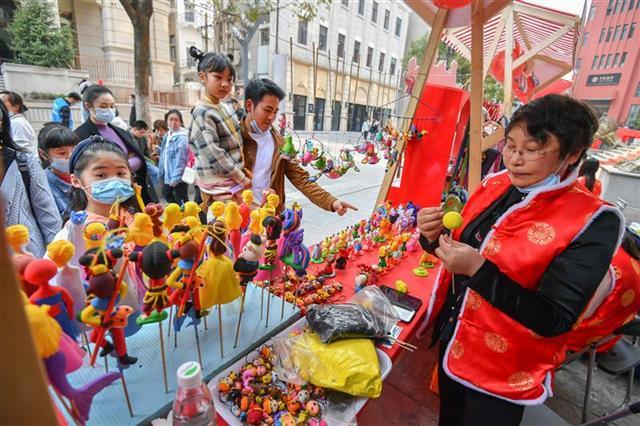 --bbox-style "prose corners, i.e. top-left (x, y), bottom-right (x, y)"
top-left (188, 98), bottom-right (250, 189)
